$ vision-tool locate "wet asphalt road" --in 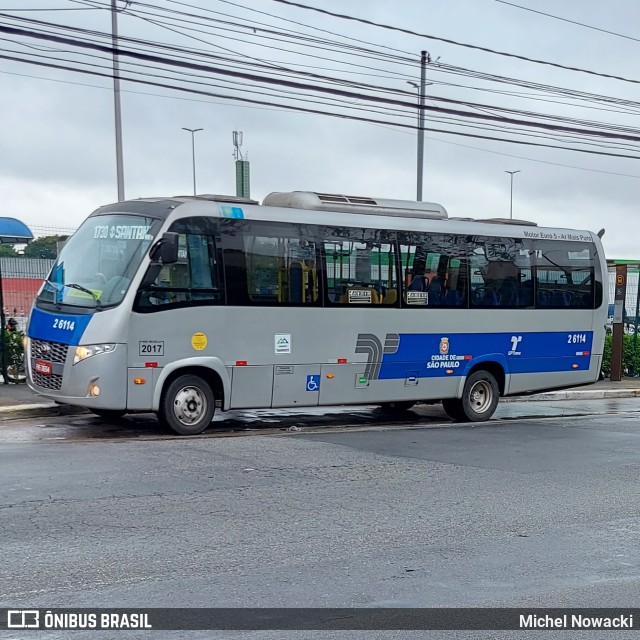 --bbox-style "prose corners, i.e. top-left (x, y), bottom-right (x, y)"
top-left (0, 395), bottom-right (636, 443)
top-left (2, 398), bottom-right (640, 639)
